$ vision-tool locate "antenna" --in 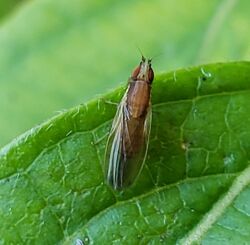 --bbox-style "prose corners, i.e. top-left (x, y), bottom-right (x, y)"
top-left (150, 51), bottom-right (164, 61)
top-left (135, 44), bottom-right (145, 60)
